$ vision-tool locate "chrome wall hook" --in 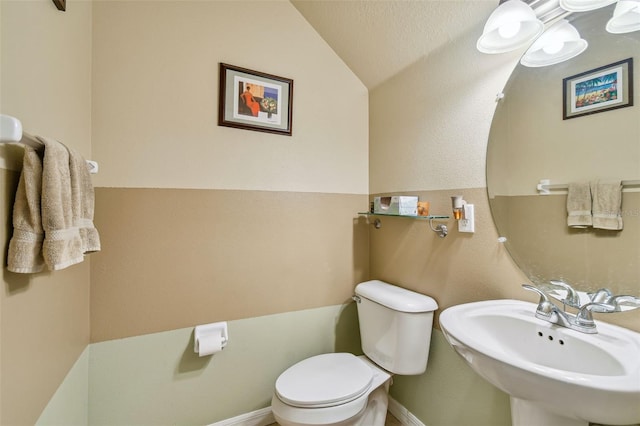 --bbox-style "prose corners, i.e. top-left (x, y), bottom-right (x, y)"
top-left (429, 219), bottom-right (448, 238)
